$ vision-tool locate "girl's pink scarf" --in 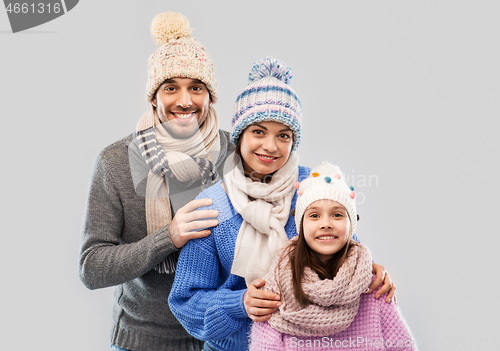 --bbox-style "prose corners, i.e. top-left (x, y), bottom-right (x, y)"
top-left (261, 238), bottom-right (373, 337)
